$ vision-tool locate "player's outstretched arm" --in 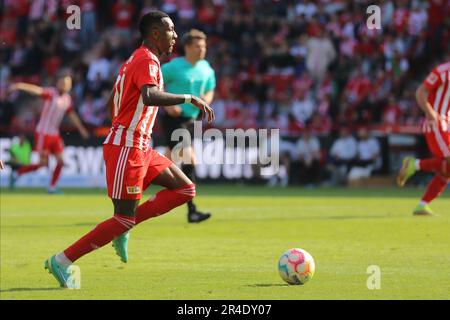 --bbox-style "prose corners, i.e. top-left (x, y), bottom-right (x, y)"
top-left (67, 110), bottom-right (90, 140)
top-left (141, 85), bottom-right (214, 123)
top-left (9, 82), bottom-right (44, 96)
